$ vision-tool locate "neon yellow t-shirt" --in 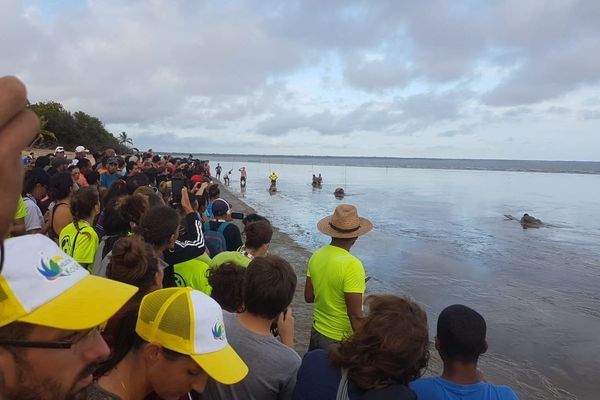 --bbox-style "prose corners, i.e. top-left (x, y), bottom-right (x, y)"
top-left (59, 221), bottom-right (99, 271)
top-left (307, 244), bottom-right (366, 341)
top-left (209, 250), bottom-right (251, 268)
top-left (174, 257), bottom-right (212, 295)
top-left (15, 197), bottom-right (27, 219)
